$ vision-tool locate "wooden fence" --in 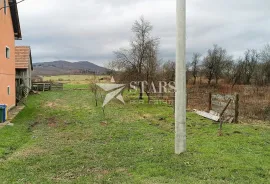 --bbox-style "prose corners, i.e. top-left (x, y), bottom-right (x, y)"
top-left (208, 93), bottom-right (239, 123)
top-left (32, 82), bottom-right (63, 91)
top-left (51, 83), bottom-right (64, 91)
